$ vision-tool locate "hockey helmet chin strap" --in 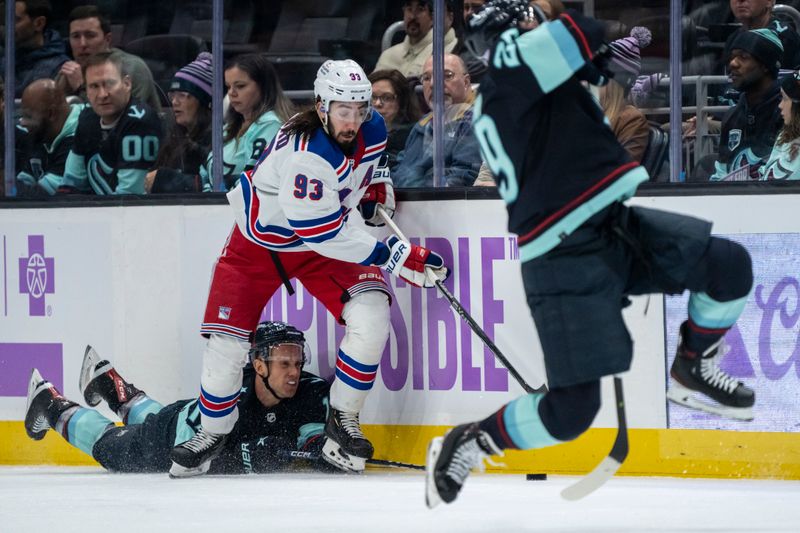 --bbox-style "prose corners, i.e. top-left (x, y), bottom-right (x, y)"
top-left (261, 369), bottom-right (291, 402)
